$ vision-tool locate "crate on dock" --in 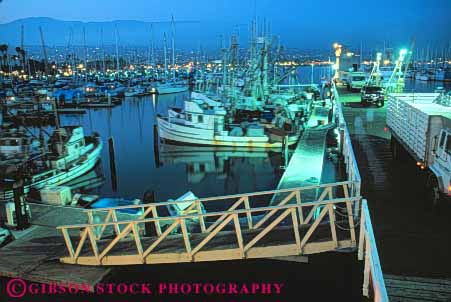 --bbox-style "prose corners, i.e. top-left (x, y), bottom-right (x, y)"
top-left (40, 186), bottom-right (72, 206)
